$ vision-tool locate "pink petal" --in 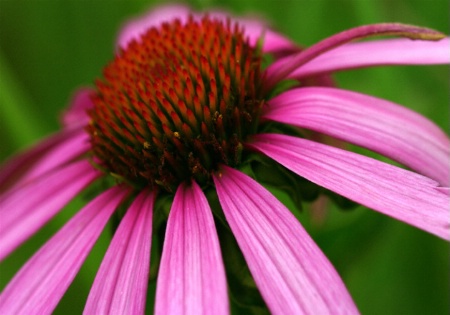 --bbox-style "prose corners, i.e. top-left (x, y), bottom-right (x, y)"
top-left (249, 133), bottom-right (450, 240)
top-left (0, 160), bottom-right (101, 261)
top-left (0, 186), bottom-right (128, 314)
top-left (205, 11), bottom-right (297, 54)
top-left (437, 187), bottom-right (450, 196)
top-left (289, 38), bottom-right (450, 79)
top-left (117, 4), bottom-right (296, 54)
top-left (12, 130), bottom-right (90, 190)
top-left (155, 182), bottom-right (228, 315)
top-left (84, 189), bottom-right (154, 314)
top-left (0, 128), bottom-right (88, 193)
top-left (264, 23), bottom-right (446, 89)
top-left (213, 167), bottom-right (358, 315)
top-left (247, 26), bottom-right (297, 54)
top-left (264, 87), bottom-right (450, 185)
top-left (61, 88), bottom-right (95, 129)
top-left (117, 4), bottom-right (191, 49)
